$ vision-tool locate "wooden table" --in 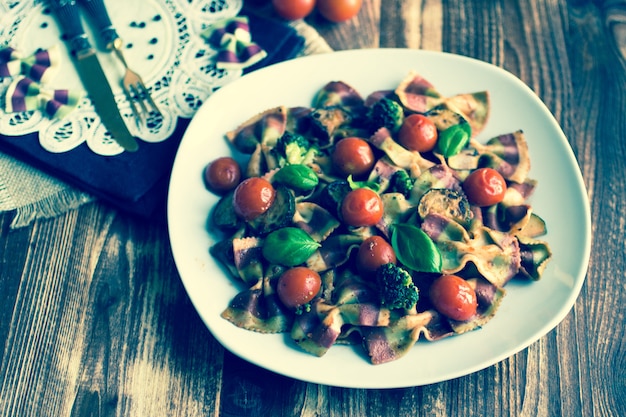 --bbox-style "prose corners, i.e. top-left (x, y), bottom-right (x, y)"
top-left (1, 0), bottom-right (624, 415)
